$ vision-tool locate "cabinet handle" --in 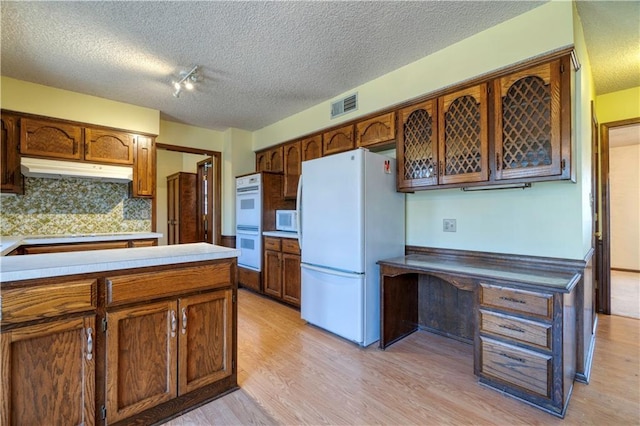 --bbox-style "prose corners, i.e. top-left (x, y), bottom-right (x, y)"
top-left (500, 352), bottom-right (525, 364)
top-left (498, 324), bottom-right (525, 333)
top-left (86, 327), bottom-right (93, 361)
top-left (499, 296), bottom-right (526, 304)
top-left (170, 310), bottom-right (177, 337)
top-left (496, 153), bottom-right (502, 171)
top-left (181, 307), bottom-right (187, 335)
